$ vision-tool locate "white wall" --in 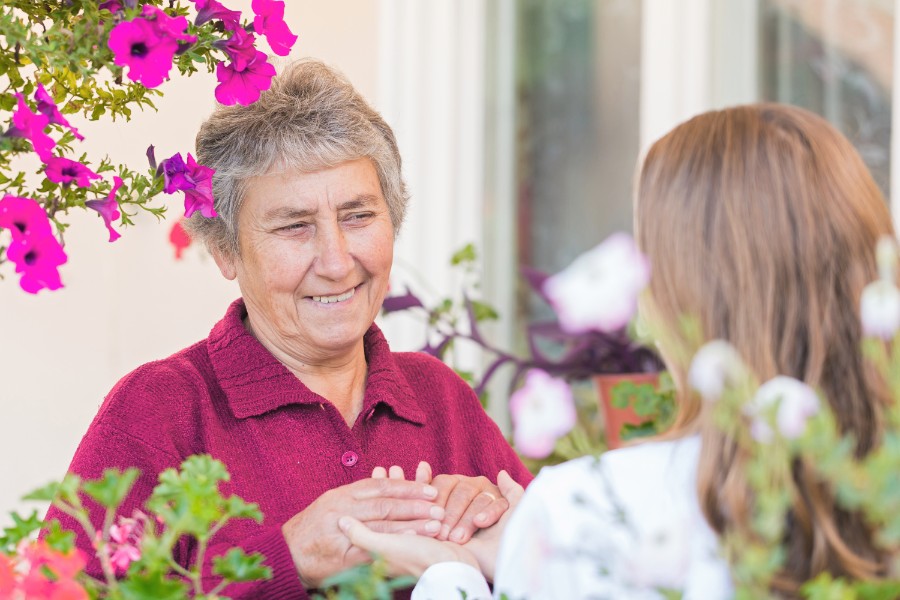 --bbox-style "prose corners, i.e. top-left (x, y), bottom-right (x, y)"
top-left (0, 1), bottom-right (381, 524)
